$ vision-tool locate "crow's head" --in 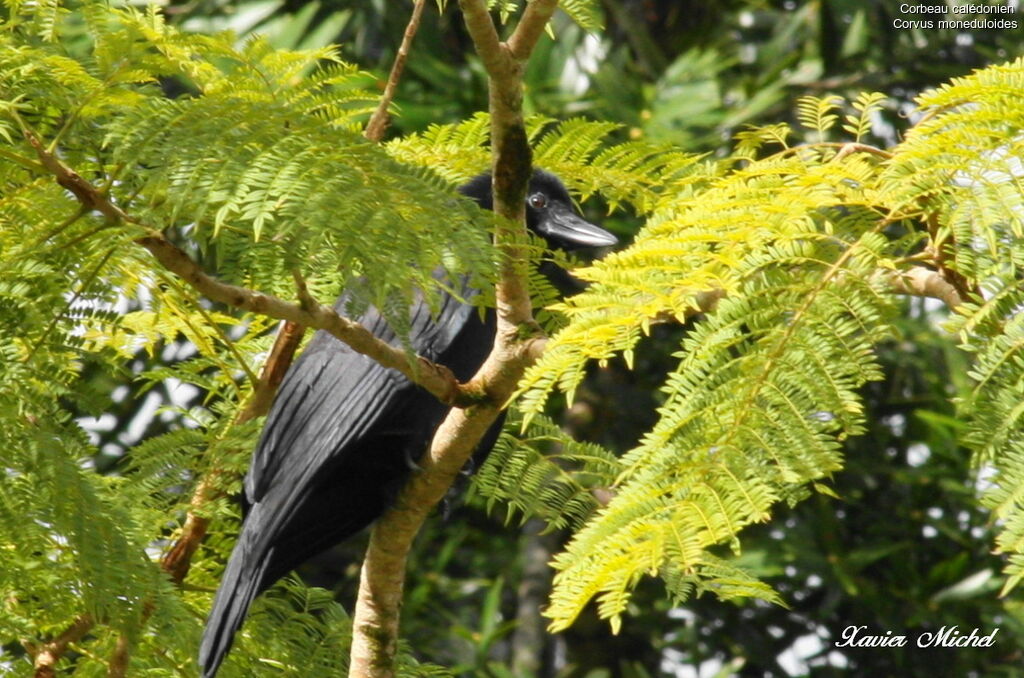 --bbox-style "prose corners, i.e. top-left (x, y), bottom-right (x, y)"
top-left (460, 169), bottom-right (617, 250)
